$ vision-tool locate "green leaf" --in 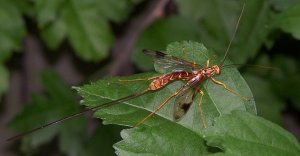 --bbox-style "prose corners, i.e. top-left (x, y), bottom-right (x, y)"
top-left (132, 17), bottom-right (201, 71)
top-left (77, 41), bottom-right (255, 155)
top-left (0, 0), bottom-right (25, 62)
top-left (115, 122), bottom-right (208, 156)
top-left (35, 0), bottom-right (115, 61)
top-left (62, 1), bottom-right (114, 61)
top-left (8, 70), bottom-right (86, 156)
top-left (273, 2), bottom-right (300, 40)
top-left (35, 0), bottom-right (65, 26)
top-left (40, 15), bottom-right (67, 49)
top-left (35, 0), bottom-right (67, 49)
top-left (203, 111), bottom-right (300, 156)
